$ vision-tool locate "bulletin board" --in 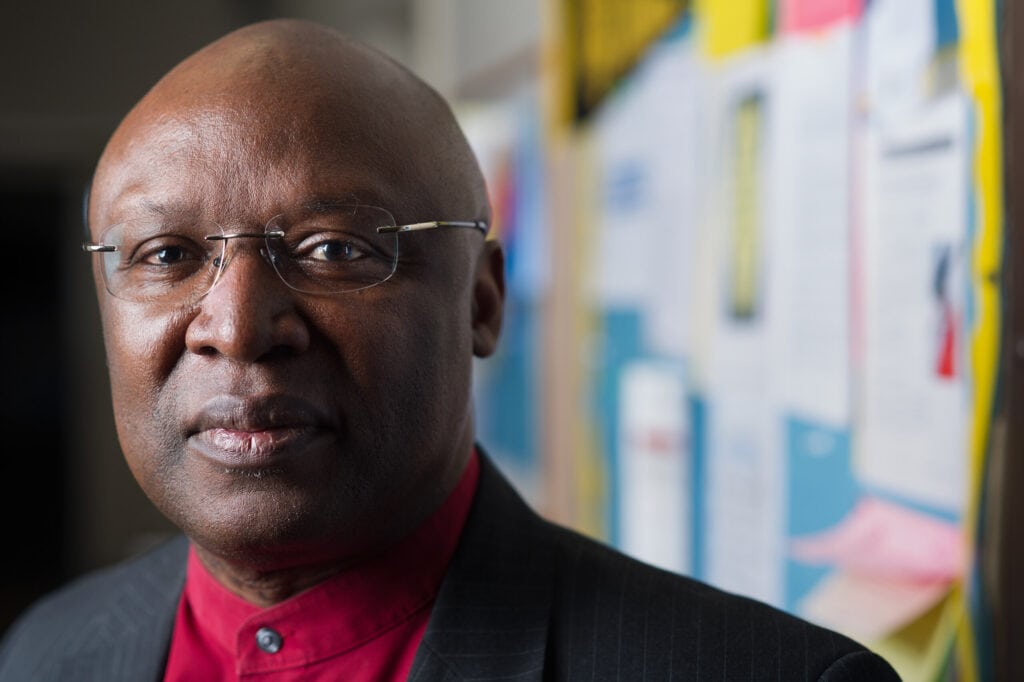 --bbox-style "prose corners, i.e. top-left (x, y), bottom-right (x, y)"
top-left (525, 1), bottom-right (1007, 681)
